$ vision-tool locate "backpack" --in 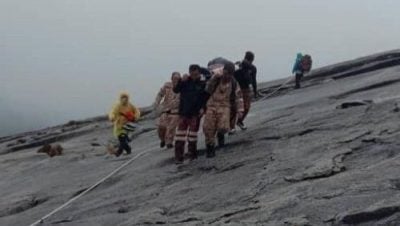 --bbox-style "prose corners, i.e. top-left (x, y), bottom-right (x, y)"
top-left (207, 77), bottom-right (238, 108)
top-left (300, 55), bottom-right (313, 72)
